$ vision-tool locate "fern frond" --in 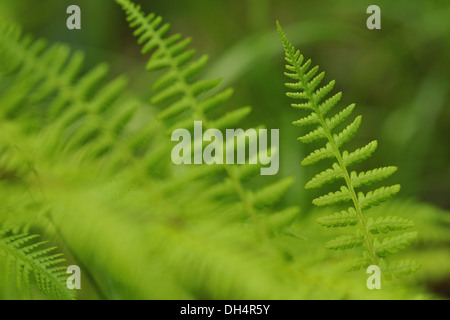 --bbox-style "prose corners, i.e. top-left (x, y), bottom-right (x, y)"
top-left (278, 21), bottom-right (418, 275)
top-left (0, 229), bottom-right (73, 299)
top-left (210, 106), bottom-right (253, 130)
top-left (367, 216), bottom-right (414, 234)
top-left (384, 260), bottom-right (421, 280)
top-left (325, 233), bottom-right (364, 250)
